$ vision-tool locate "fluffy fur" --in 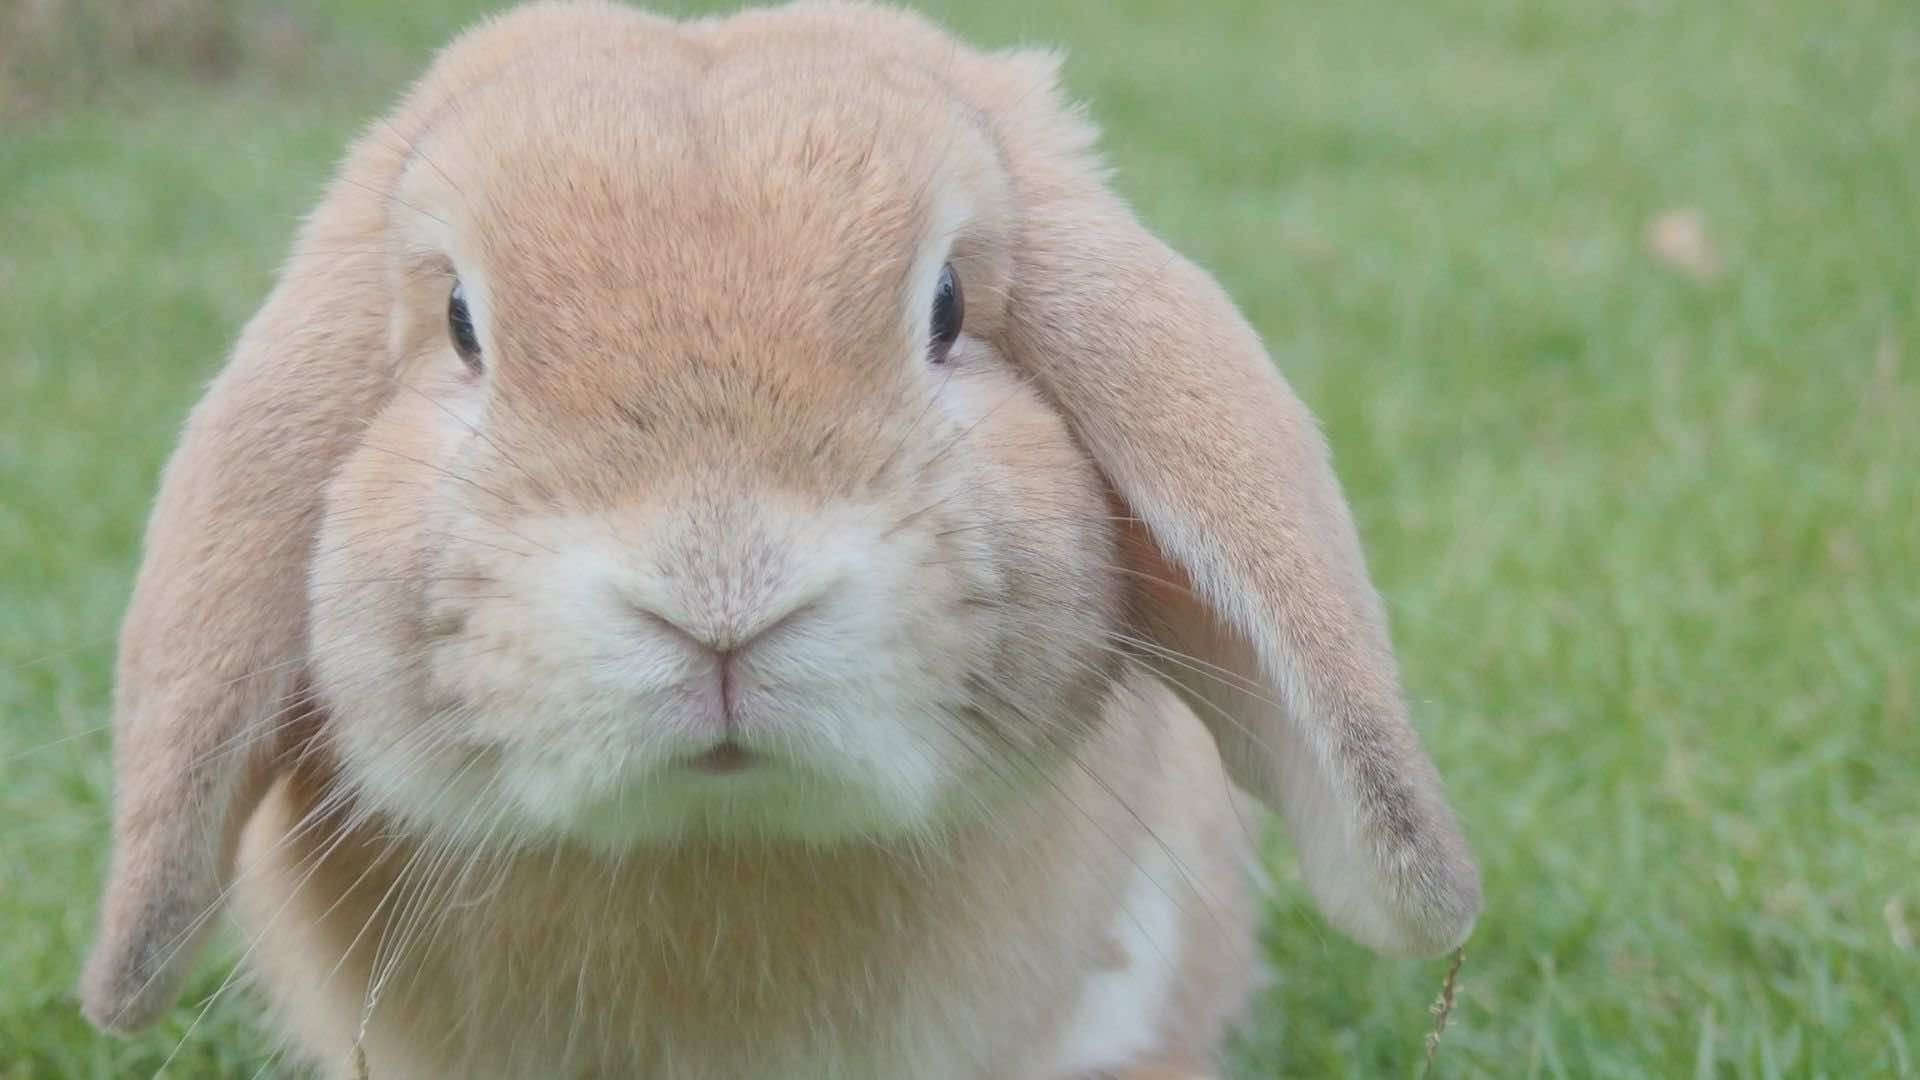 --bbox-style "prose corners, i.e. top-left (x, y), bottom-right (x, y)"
top-left (79, 3), bottom-right (1480, 1076)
